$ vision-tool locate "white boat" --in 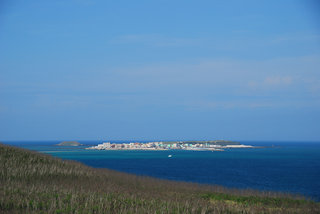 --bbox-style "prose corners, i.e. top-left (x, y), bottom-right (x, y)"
top-left (168, 155), bottom-right (172, 158)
